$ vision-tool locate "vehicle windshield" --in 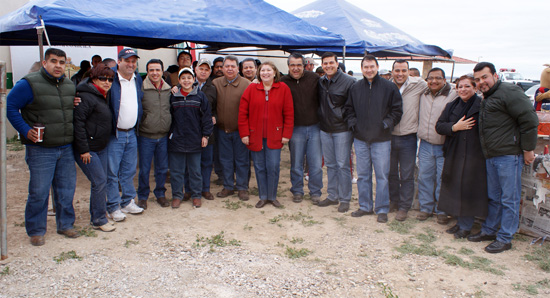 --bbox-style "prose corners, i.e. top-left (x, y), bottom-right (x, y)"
top-left (504, 73), bottom-right (524, 80)
top-left (525, 84), bottom-right (540, 96)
